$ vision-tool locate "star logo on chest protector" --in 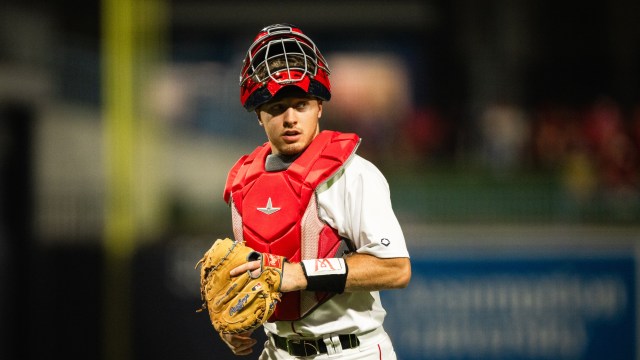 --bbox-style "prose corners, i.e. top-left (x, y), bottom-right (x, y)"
top-left (257, 197), bottom-right (281, 215)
